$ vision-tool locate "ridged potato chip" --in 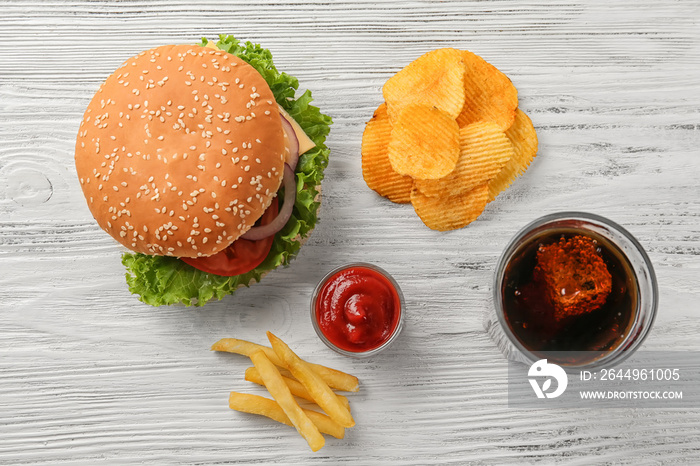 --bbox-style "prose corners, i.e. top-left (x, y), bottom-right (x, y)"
top-left (488, 108), bottom-right (538, 200)
top-left (456, 51), bottom-right (518, 131)
top-left (411, 183), bottom-right (489, 231)
top-left (364, 47), bottom-right (537, 231)
top-left (383, 48), bottom-right (466, 121)
top-left (387, 104), bottom-right (460, 180)
top-left (361, 103), bottom-right (413, 203)
top-left (415, 121), bottom-right (514, 198)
